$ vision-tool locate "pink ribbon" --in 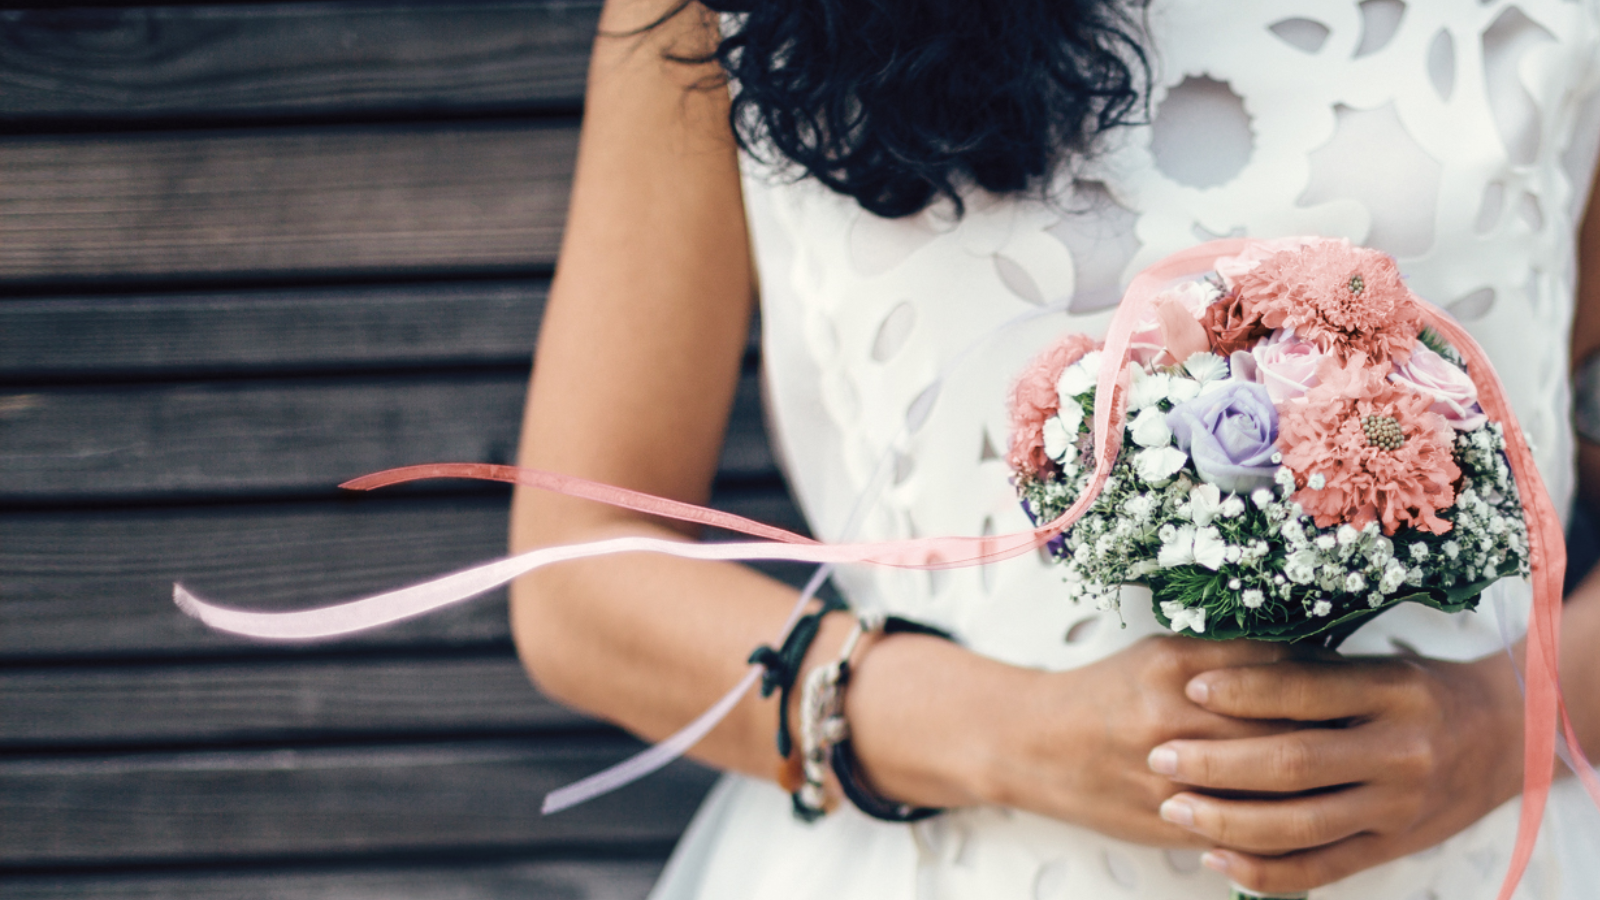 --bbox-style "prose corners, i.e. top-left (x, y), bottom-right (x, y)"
top-left (173, 239), bottom-right (1590, 896)
top-left (175, 242), bottom-right (1219, 635)
top-left (1415, 308), bottom-right (1598, 899)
